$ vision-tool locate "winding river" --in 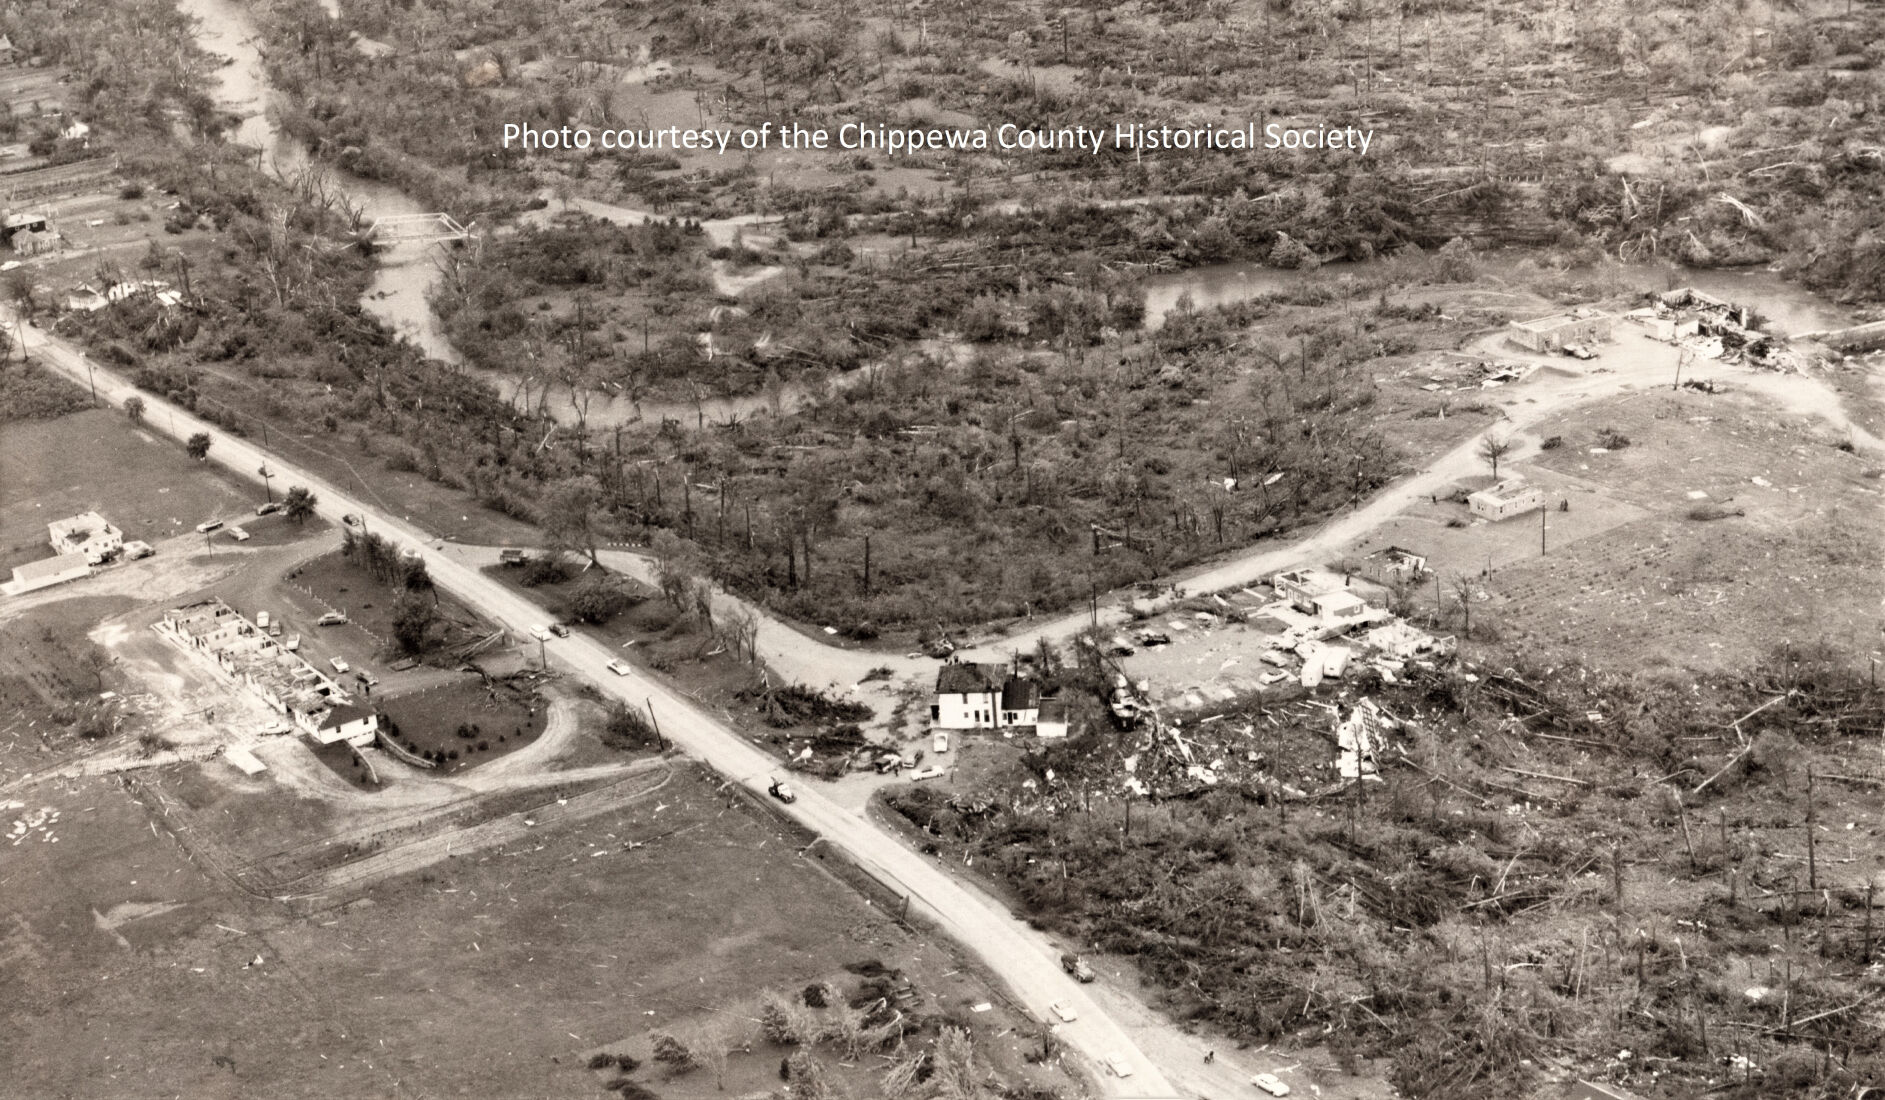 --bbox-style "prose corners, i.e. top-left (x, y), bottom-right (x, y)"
top-left (184, 0), bottom-right (1858, 435)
